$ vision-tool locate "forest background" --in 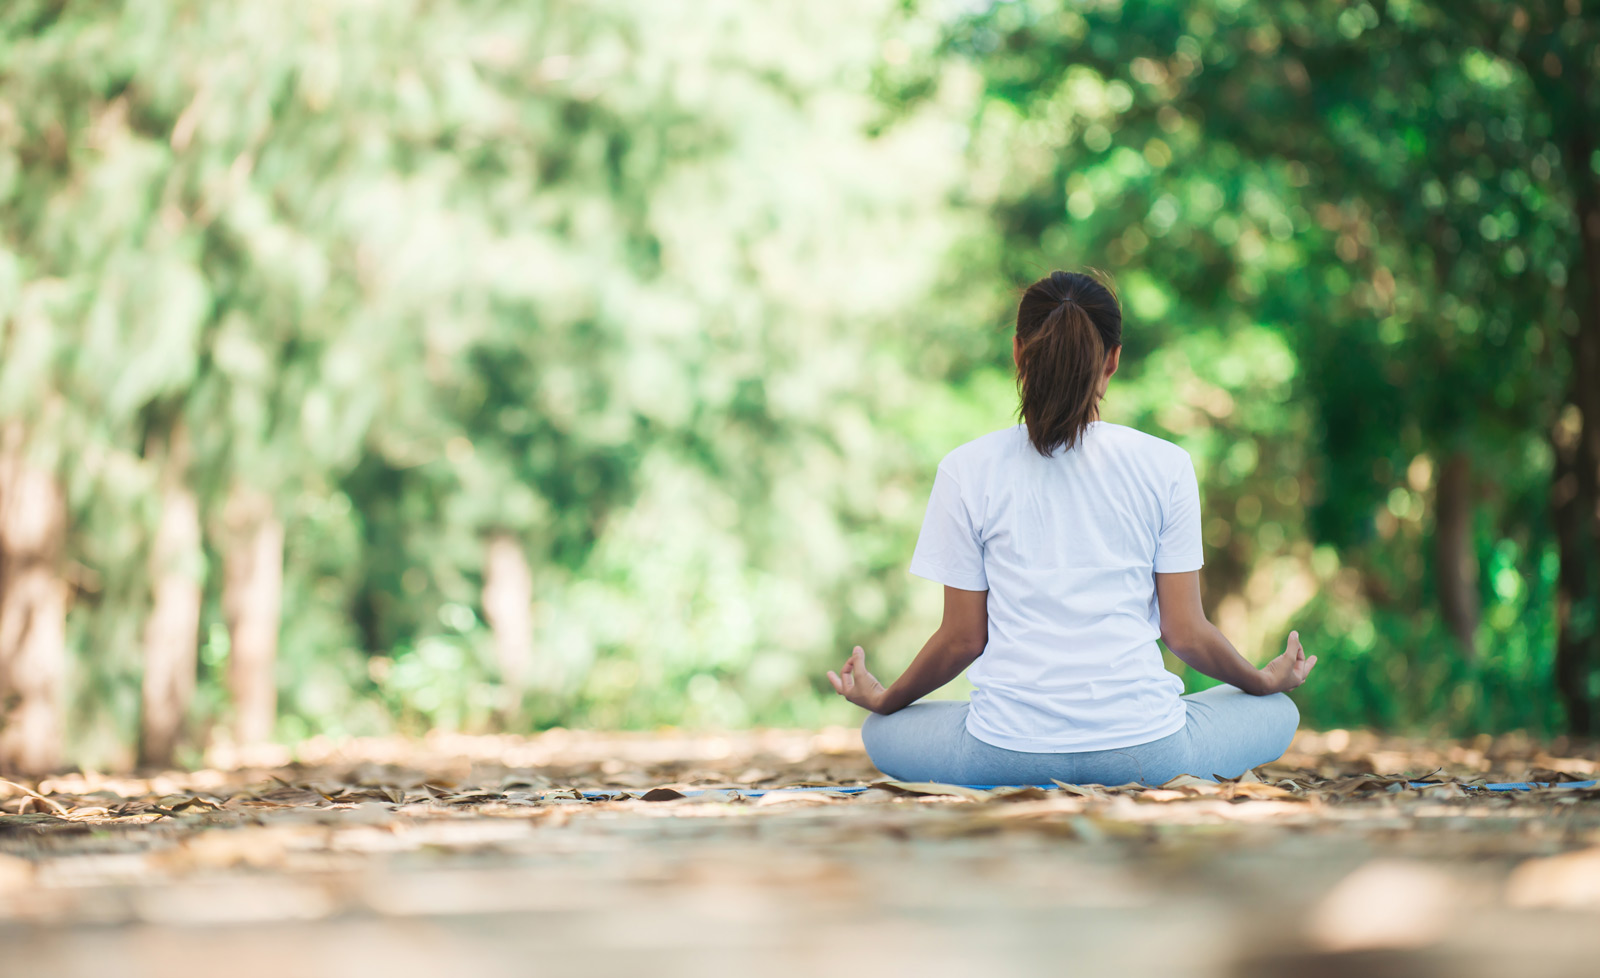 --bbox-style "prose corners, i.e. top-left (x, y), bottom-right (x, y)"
top-left (1, 0), bottom-right (1597, 773)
